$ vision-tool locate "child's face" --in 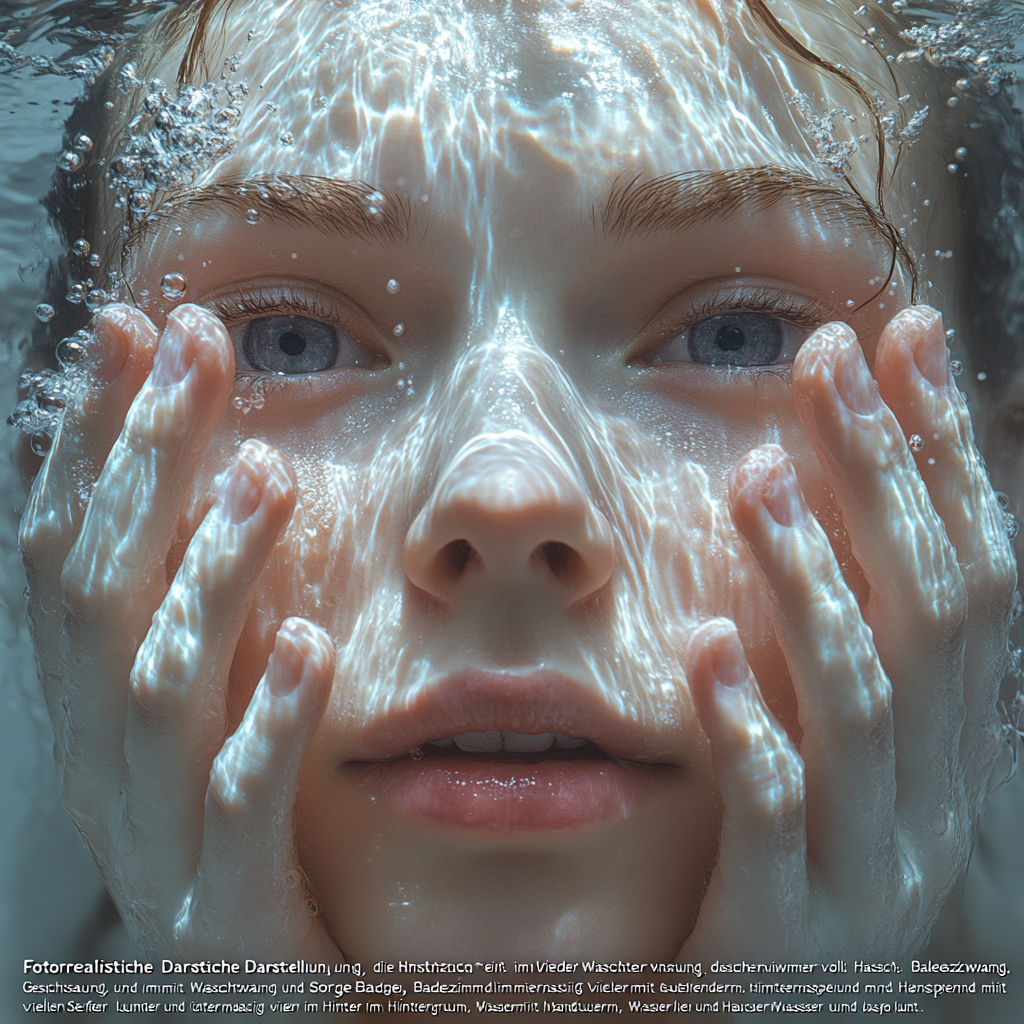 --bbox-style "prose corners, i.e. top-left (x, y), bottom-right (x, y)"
top-left (125, 0), bottom-right (950, 960)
